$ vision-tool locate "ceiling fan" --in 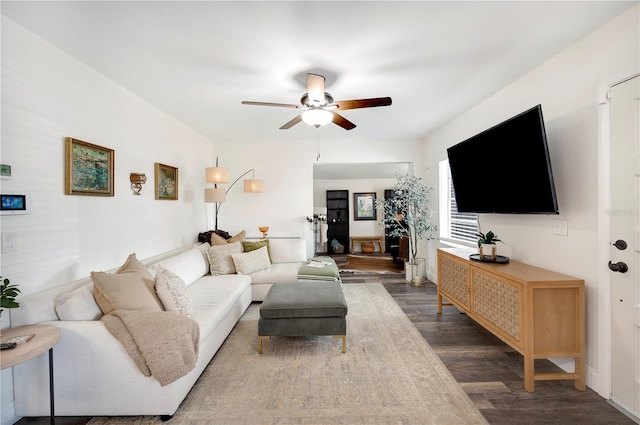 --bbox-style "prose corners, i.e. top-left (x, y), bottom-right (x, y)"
top-left (241, 73), bottom-right (392, 130)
